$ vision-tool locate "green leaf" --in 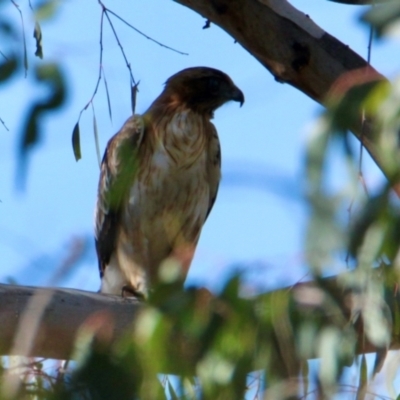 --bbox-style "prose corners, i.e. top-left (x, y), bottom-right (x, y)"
top-left (0, 56), bottom-right (18, 82)
top-left (301, 361), bottom-right (309, 398)
top-left (102, 67), bottom-right (112, 122)
top-left (357, 354), bottom-right (368, 399)
top-left (328, 80), bottom-right (382, 132)
top-left (348, 191), bottom-right (389, 258)
top-left (34, 0), bottom-right (60, 21)
top-left (17, 63), bottom-right (66, 187)
top-left (306, 196), bottom-right (344, 273)
top-left (317, 327), bottom-right (340, 389)
top-left (362, 295), bottom-right (391, 349)
top-left (305, 117), bottom-right (330, 195)
top-left (33, 21), bottom-right (43, 59)
top-left (362, 80), bottom-right (391, 114)
top-left (131, 81), bottom-right (139, 115)
top-left (92, 107), bottom-right (101, 168)
top-left (72, 122), bottom-right (81, 161)
top-left (0, 20), bottom-right (16, 36)
top-left (362, 1), bottom-right (400, 37)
